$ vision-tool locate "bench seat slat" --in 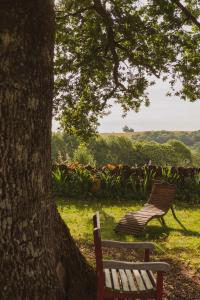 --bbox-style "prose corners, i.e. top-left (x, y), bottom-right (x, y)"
top-left (119, 269), bottom-right (129, 292)
top-left (125, 270), bottom-right (138, 292)
top-left (111, 269), bottom-right (120, 291)
top-left (148, 270), bottom-right (156, 285)
top-left (104, 269), bottom-right (112, 289)
top-left (140, 270), bottom-right (154, 290)
top-left (133, 270), bottom-right (146, 291)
